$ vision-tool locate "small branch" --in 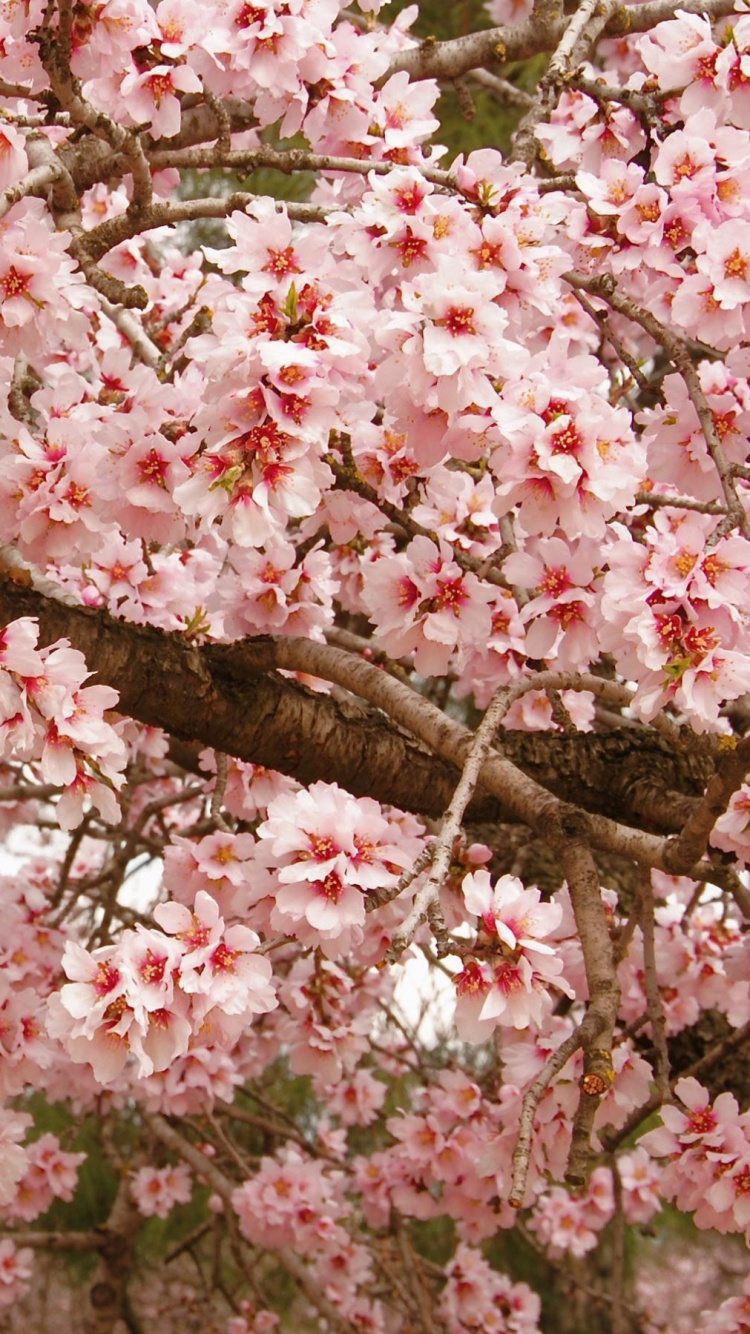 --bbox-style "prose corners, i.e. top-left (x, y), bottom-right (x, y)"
top-left (325, 445), bottom-right (508, 589)
top-left (97, 297), bottom-right (162, 368)
top-left (570, 287), bottom-right (651, 395)
top-left (470, 69), bottom-right (534, 108)
top-left (277, 1248), bottom-right (359, 1333)
top-left (0, 1230), bottom-right (106, 1251)
top-left (636, 870), bottom-right (671, 1101)
top-left (511, 0), bottom-right (617, 167)
top-left (509, 1022), bottom-right (585, 1206)
top-left (8, 353), bottom-right (42, 425)
top-left (547, 0), bottom-right (613, 80)
top-left (388, 680), bottom-right (516, 957)
top-left (144, 1113), bottom-right (235, 1203)
top-left (556, 834), bottom-right (620, 1184)
top-left (0, 155), bottom-right (63, 221)
top-left (200, 80), bottom-right (231, 157)
top-left (209, 751), bottom-right (232, 832)
top-left (565, 271), bottom-right (750, 538)
top-left (146, 143), bottom-right (457, 189)
top-left (123, 132), bottom-right (153, 218)
top-left (610, 1158), bottom-right (626, 1334)
top-left (392, 1212), bottom-right (437, 1334)
top-left (663, 736), bottom-right (750, 875)
top-left (635, 491), bottom-right (728, 516)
